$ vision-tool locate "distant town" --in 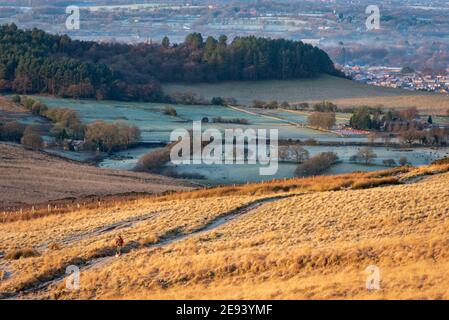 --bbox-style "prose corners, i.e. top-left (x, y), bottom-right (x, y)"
top-left (342, 65), bottom-right (449, 94)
